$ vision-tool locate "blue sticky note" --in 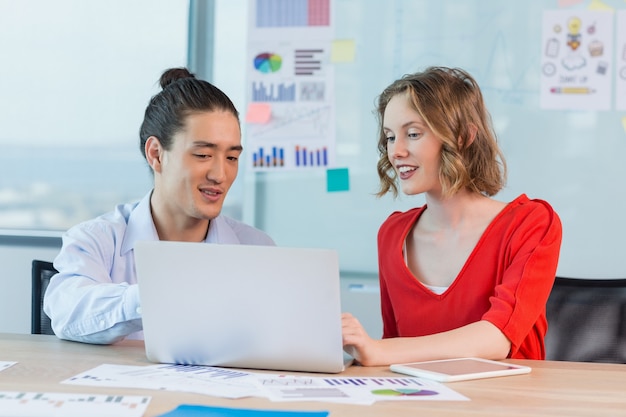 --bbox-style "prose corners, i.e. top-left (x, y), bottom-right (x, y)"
top-left (156, 405), bottom-right (329, 417)
top-left (327, 168), bottom-right (350, 192)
